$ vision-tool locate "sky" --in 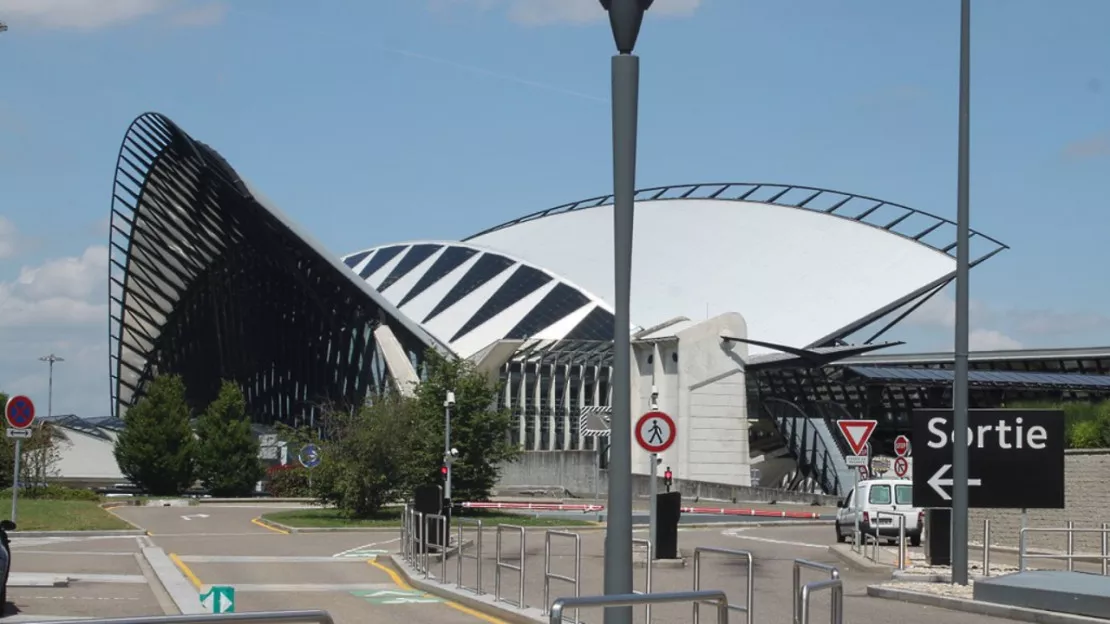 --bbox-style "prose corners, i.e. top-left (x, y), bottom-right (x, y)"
top-left (0, 0), bottom-right (1107, 418)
